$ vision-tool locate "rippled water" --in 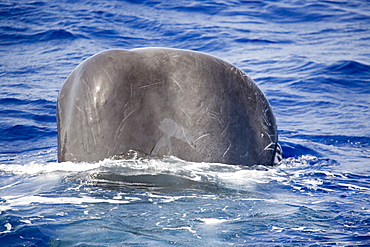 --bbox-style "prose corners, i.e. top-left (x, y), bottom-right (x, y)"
top-left (1, 0), bottom-right (370, 246)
